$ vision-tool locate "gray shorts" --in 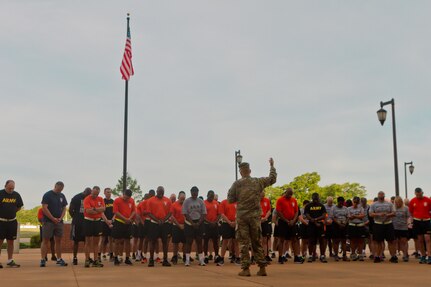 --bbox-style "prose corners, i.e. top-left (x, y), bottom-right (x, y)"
top-left (42, 221), bottom-right (64, 239)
